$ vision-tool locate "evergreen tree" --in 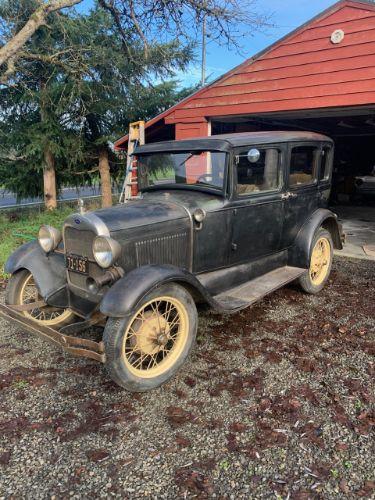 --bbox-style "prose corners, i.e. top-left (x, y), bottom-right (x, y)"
top-left (0, 2), bottom-right (194, 207)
